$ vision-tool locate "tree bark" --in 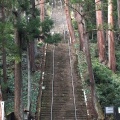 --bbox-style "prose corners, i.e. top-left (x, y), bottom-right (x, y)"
top-left (2, 43), bottom-right (7, 84)
top-left (95, 0), bottom-right (106, 62)
top-left (27, 42), bottom-right (31, 112)
top-left (75, 4), bottom-right (84, 51)
top-left (30, 0), bottom-right (36, 72)
top-left (108, 0), bottom-right (116, 72)
top-left (78, 5), bottom-right (98, 119)
top-left (117, 0), bottom-right (120, 28)
top-left (64, 0), bottom-right (76, 43)
top-left (2, 41), bottom-right (7, 100)
top-left (29, 40), bottom-right (35, 72)
top-left (83, 32), bottom-right (98, 119)
top-left (40, 0), bottom-right (45, 22)
top-left (14, 28), bottom-right (22, 120)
